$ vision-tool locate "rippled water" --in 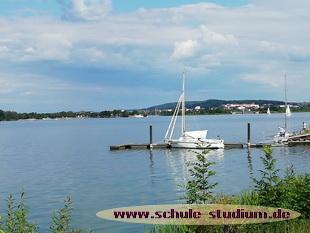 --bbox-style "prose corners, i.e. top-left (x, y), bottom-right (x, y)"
top-left (0, 113), bottom-right (309, 232)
